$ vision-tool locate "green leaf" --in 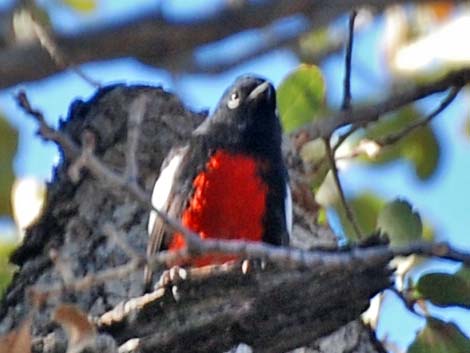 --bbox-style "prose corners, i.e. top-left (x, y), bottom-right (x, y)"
top-left (0, 239), bottom-right (17, 259)
top-left (403, 124), bottom-right (440, 180)
top-left (300, 138), bottom-right (330, 189)
top-left (456, 265), bottom-right (470, 283)
top-left (377, 199), bottom-right (422, 246)
top-left (299, 138), bottom-right (326, 165)
top-left (334, 192), bottom-right (385, 240)
top-left (298, 29), bottom-right (332, 62)
top-left (0, 237), bottom-right (18, 297)
top-left (62, 0), bottom-right (96, 13)
top-left (416, 271), bottom-right (470, 308)
top-left (317, 207), bottom-right (328, 225)
top-left (364, 107), bottom-right (440, 180)
top-left (422, 222), bottom-right (435, 242)
top-left (408, 317), bottom-right (470, 353)
top-left (277, 64), bottom-right (326, 133)
top-left (0, 115), bottom-right (18, 217)
top-left (464, 114), bottom-right (470, 141)
top-left (0, 261), bottom-right (15, 297)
